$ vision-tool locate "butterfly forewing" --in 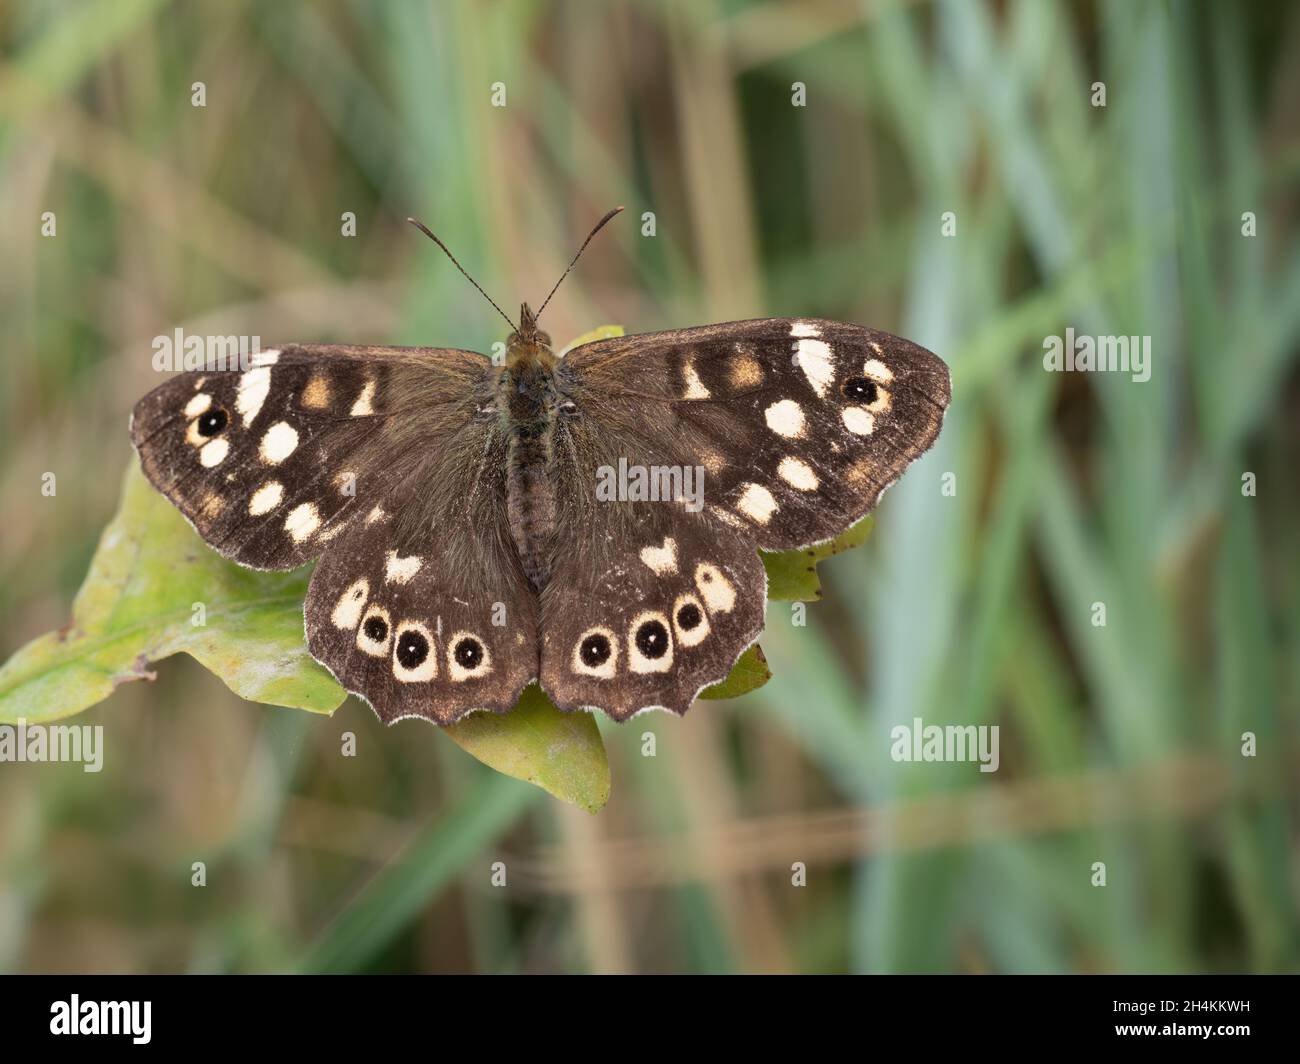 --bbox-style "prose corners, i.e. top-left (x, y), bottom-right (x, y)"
top-left (561, 318), bottom-right (950, 550)
top-left (130, 344), bottom-right (492, 569)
